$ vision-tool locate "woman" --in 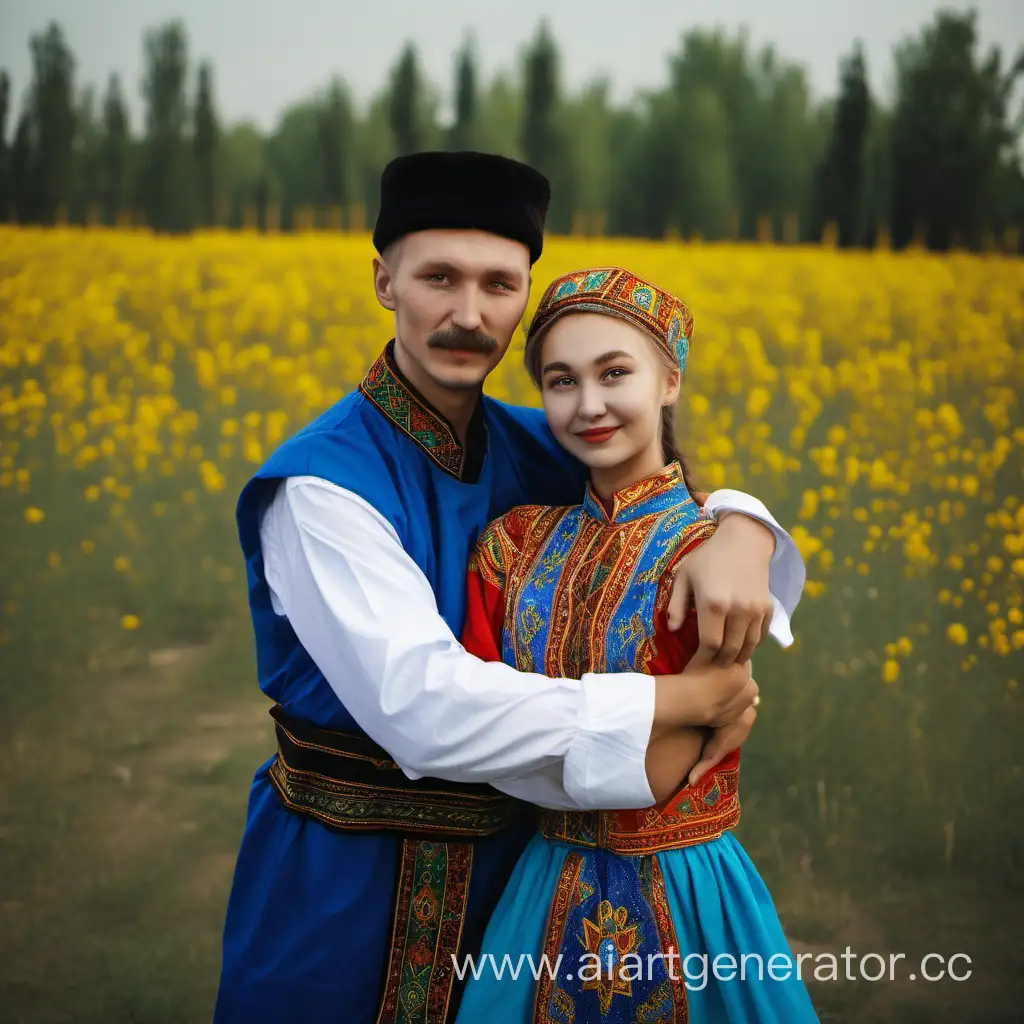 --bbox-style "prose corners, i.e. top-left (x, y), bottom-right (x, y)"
top-left (455, 268), bottom-right (817, 1022)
